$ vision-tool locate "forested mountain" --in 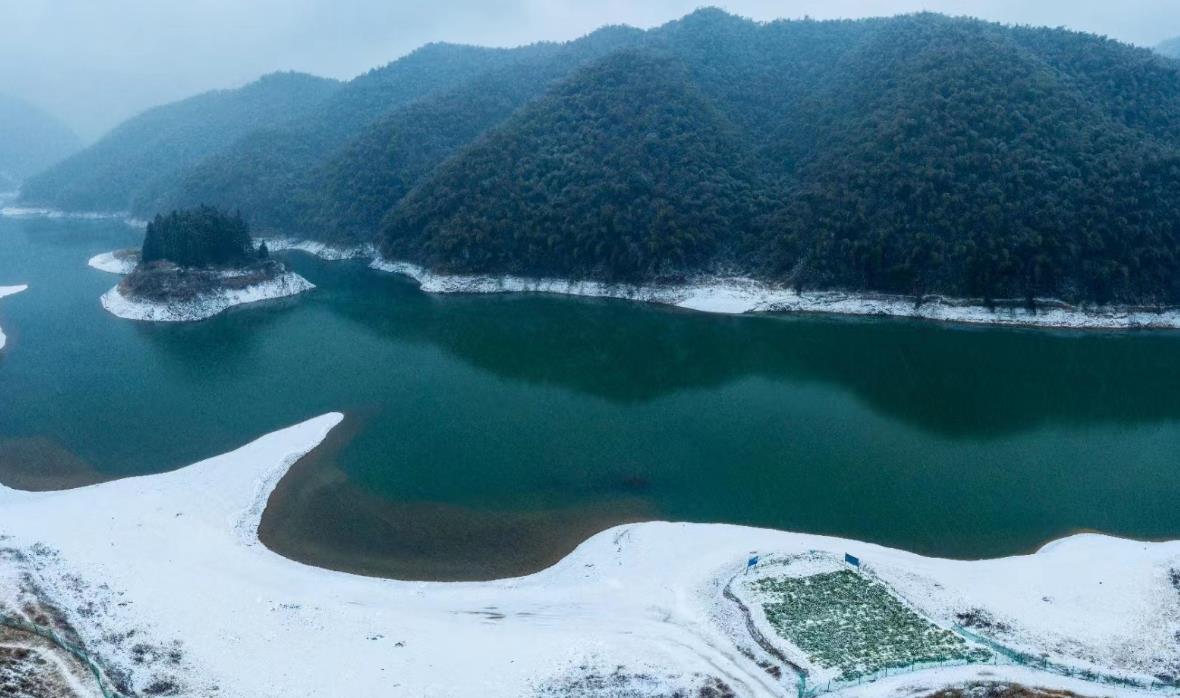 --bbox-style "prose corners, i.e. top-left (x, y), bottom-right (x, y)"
top-left (19, 72), bottom-right (341, 211)
top-left (381, 50), bottom-right (758, 278)
top-left (1158, 37), bottom-right (1180, 59)
top-left (379, 12), bottom-right (1180, 305)
top-left (21, 10), bottom-right (1180, 305)
top-left (142, 42), bottom-right (553, 228)
top-left (0, 95), bottom-right (80, 191)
